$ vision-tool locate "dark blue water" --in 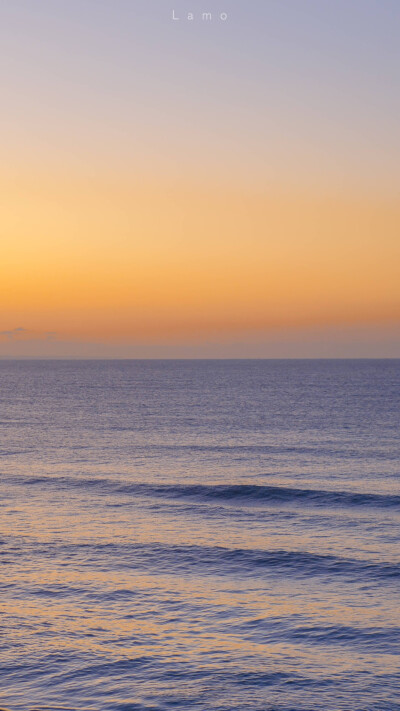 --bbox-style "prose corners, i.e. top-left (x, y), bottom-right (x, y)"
top-left (0, 359), bottom-right (399, 710)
